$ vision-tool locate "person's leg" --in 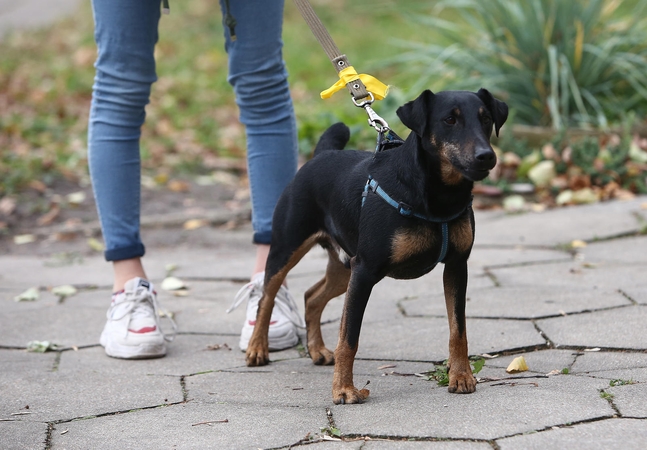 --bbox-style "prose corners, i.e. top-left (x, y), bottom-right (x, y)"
top-left (222, 0), bottom-right (302, 350)
top-left (89, 0), bottom-right (168, 358)
top-left (89, 0), bottom-right (160, 290)
top-left (223, 0), bottom-right (298, 256)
